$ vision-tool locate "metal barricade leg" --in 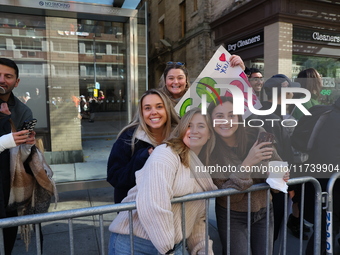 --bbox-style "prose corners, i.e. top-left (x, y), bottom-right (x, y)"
top-left (0, 229), bottom-right (4, 255)
top-left (205, 199), bottom-right (209, 255)
top-left (325, 172), bottom-right (340, 255)
top-left (68, 218), bottom-right (74, 255)
top-left (35, 223), bottom-right (42, 255)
